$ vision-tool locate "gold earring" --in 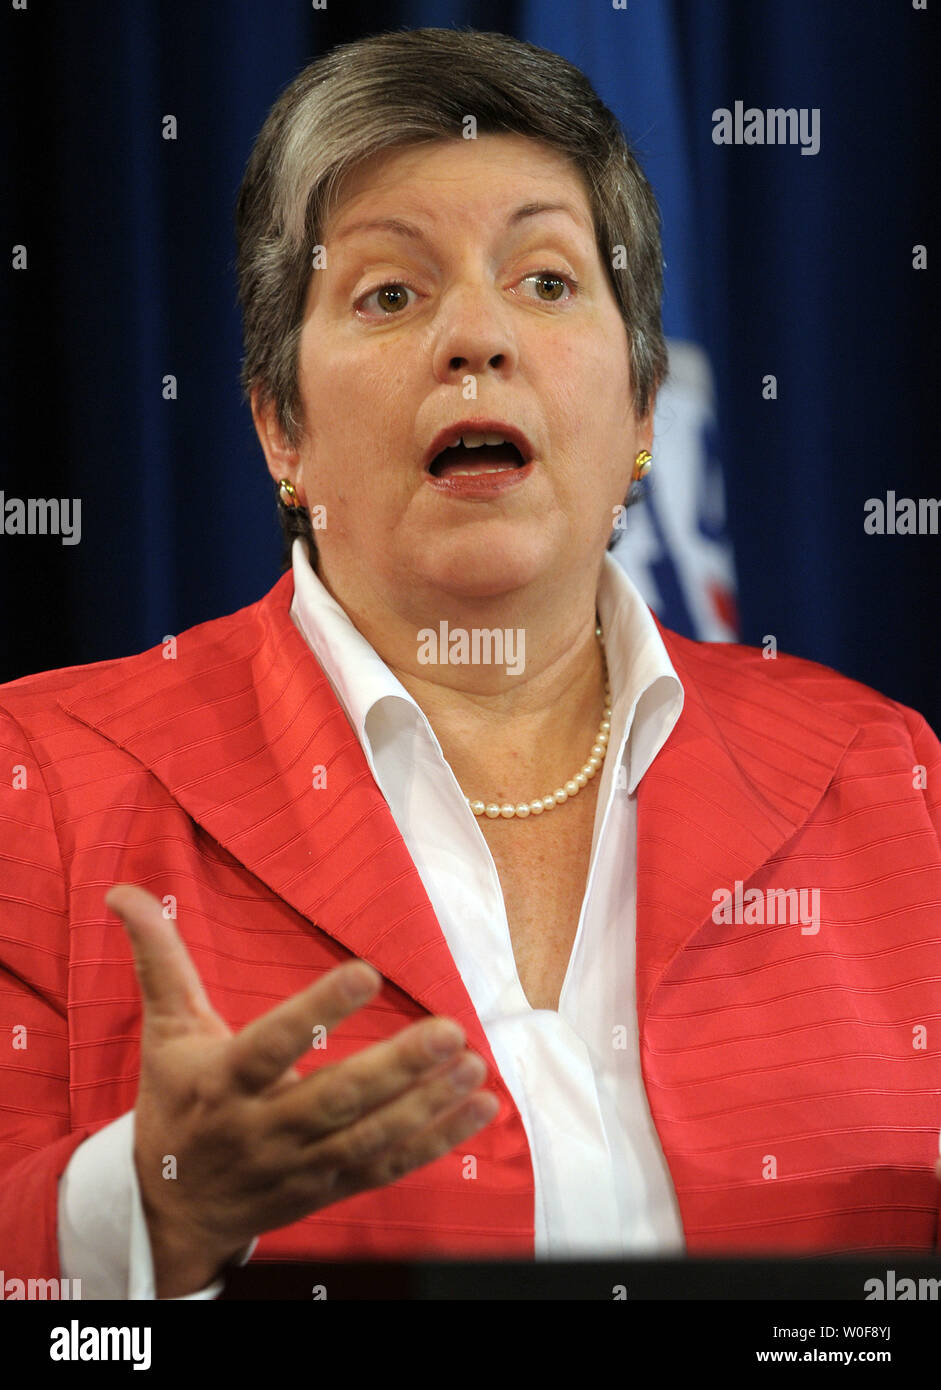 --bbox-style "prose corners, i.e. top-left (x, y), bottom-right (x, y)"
top-left (632, 450), bottom-right (652, 482)
top-left (278, 479), bottom-right (301, 509)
